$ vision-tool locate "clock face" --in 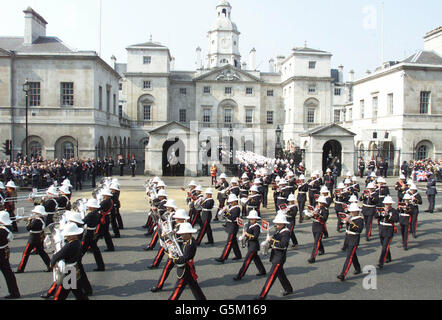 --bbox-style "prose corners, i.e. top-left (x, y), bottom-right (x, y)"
top-left (221, 37), bottom-right (229, 49)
